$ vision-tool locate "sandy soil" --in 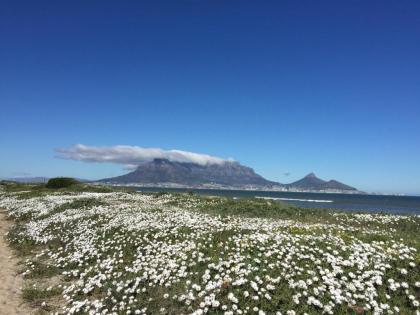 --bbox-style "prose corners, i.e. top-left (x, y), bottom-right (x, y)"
top-left (0, 209), bottom-right (33, 315)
